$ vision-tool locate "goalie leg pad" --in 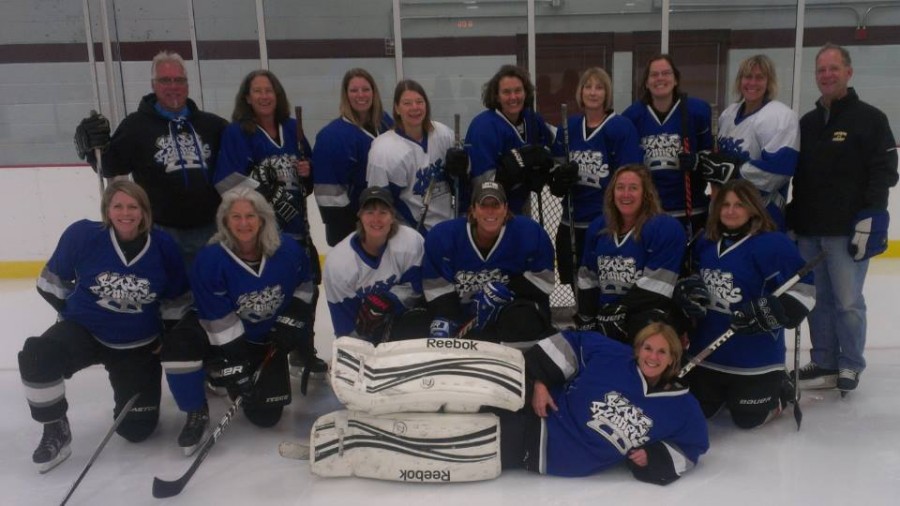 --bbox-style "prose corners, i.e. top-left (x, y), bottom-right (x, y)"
top-left (331, 336), bottom-right (525, 414)
top-left (311, 410), bottom-right (501, 482)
